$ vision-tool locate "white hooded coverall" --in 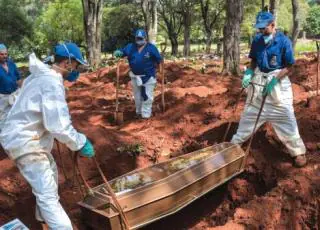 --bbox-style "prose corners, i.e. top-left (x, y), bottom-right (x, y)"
top-left (0, 87), bottom-right (20, 130)
top-left (129, 71), bottom-right (157, 118)
top-left (0, 54), bottom-right (86, 229)
top-left (231, 68), bottom-right (306, 157)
